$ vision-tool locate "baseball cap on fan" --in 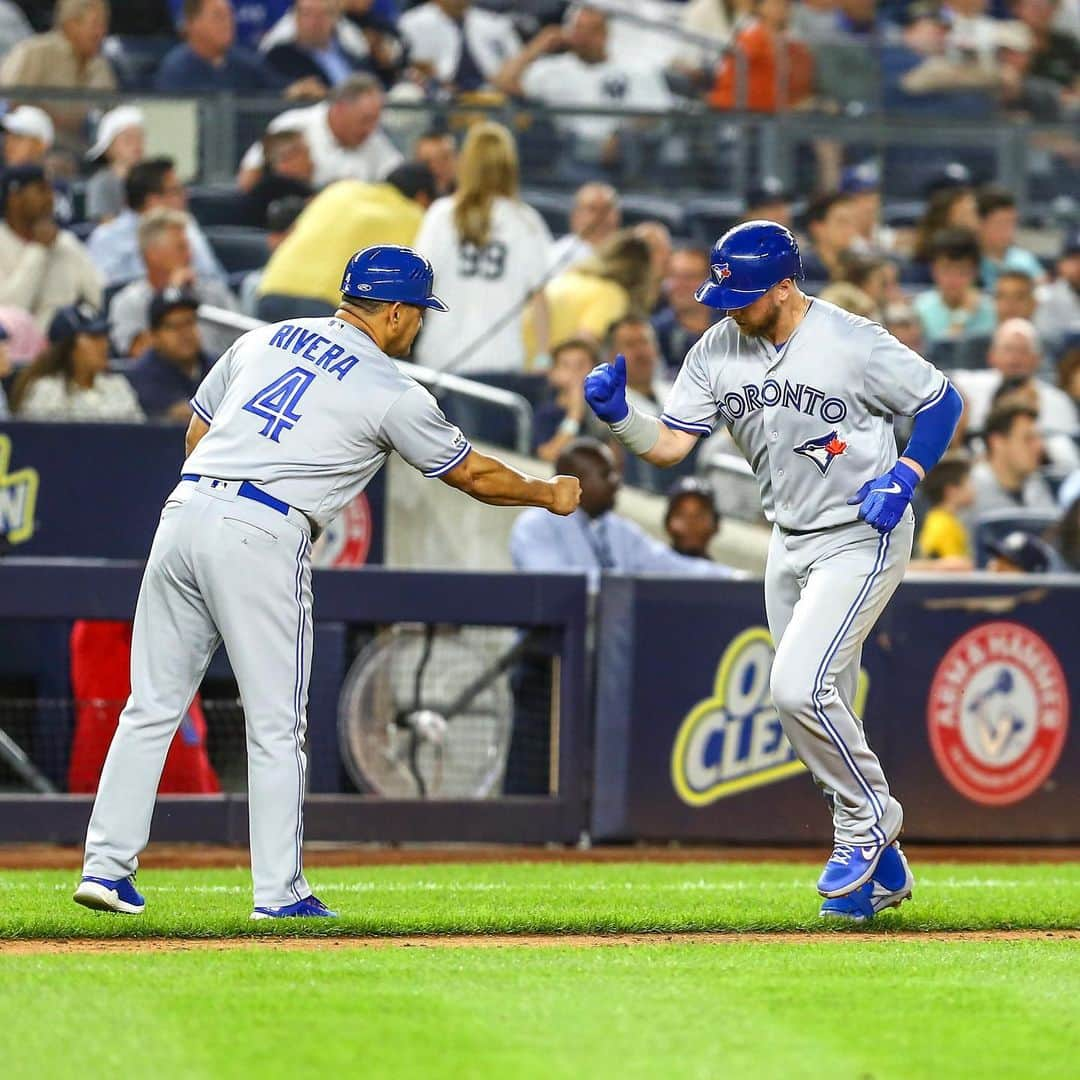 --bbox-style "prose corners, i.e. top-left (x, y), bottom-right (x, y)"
top-left (86, 105), bottom-right (145, 161)
top-left (0, 163), bottom-right (48, 207)
top-left (985, 531), bottom-right (1054, 574)
top-left (149, 287), bottom-right (200, 328)
top-left (840, 160), bottom-right (880, 195)
top-left (1, 106), bottom-right (54, 149)
top-left (47, 302), bottom-right (110, 344)
top-left (746, 175), bottom-right (792, 213)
